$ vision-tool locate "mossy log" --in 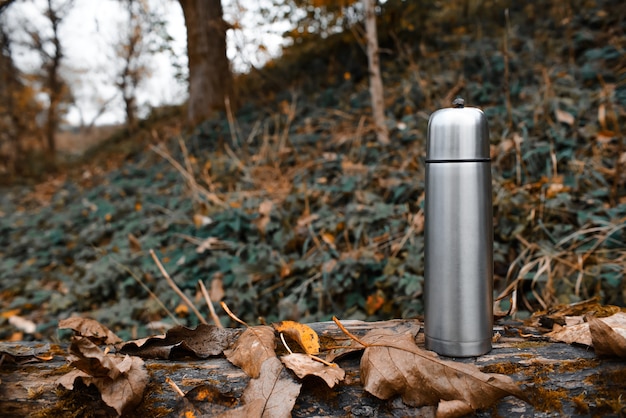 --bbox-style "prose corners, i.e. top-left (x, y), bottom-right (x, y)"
top-left (1, 319), bottom-right (625, 417)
